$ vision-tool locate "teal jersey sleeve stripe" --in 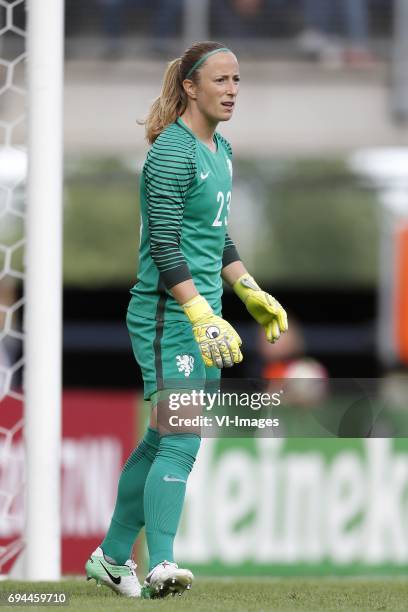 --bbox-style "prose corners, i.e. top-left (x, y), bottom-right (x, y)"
top-left (144, 125), bottom-right (196, 289)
